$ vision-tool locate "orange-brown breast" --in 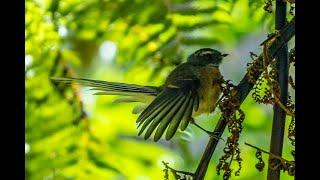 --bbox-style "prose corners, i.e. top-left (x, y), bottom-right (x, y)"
top-left (193, 66), bottom-right (222, 117)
